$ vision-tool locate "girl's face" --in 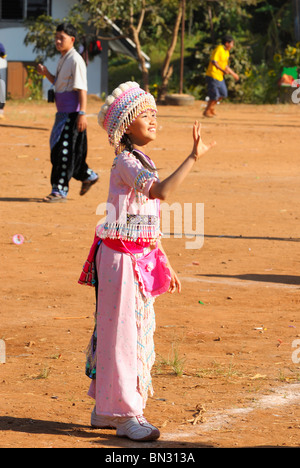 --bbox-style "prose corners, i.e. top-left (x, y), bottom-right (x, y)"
top-left (125, 109), bottom-right (157, 148)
